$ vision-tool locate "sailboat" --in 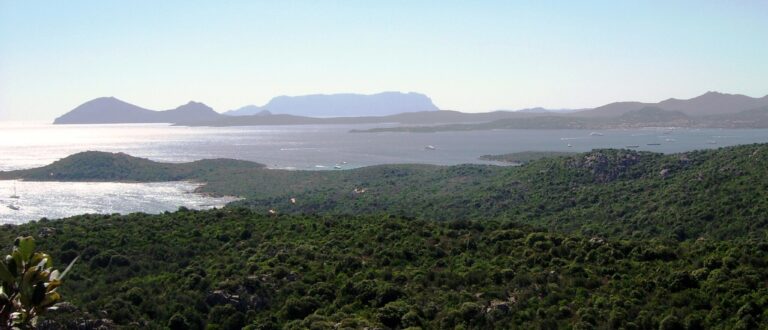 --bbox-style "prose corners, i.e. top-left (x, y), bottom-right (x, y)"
top-left (10, 184), bottom-right (20, 199)
top-left (7, 183), bottom-right (21, 210)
